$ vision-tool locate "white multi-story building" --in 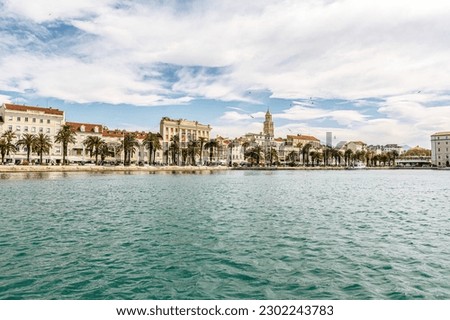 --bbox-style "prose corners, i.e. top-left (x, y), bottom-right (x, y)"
top-left (160, 117), bottom-right (211, 164)
top-left (431, 131), bottom-right (450, 167)
top-left (66, 121), bottom-right (104, 163)
top-left (0, 103), bottom-right (65, 163)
